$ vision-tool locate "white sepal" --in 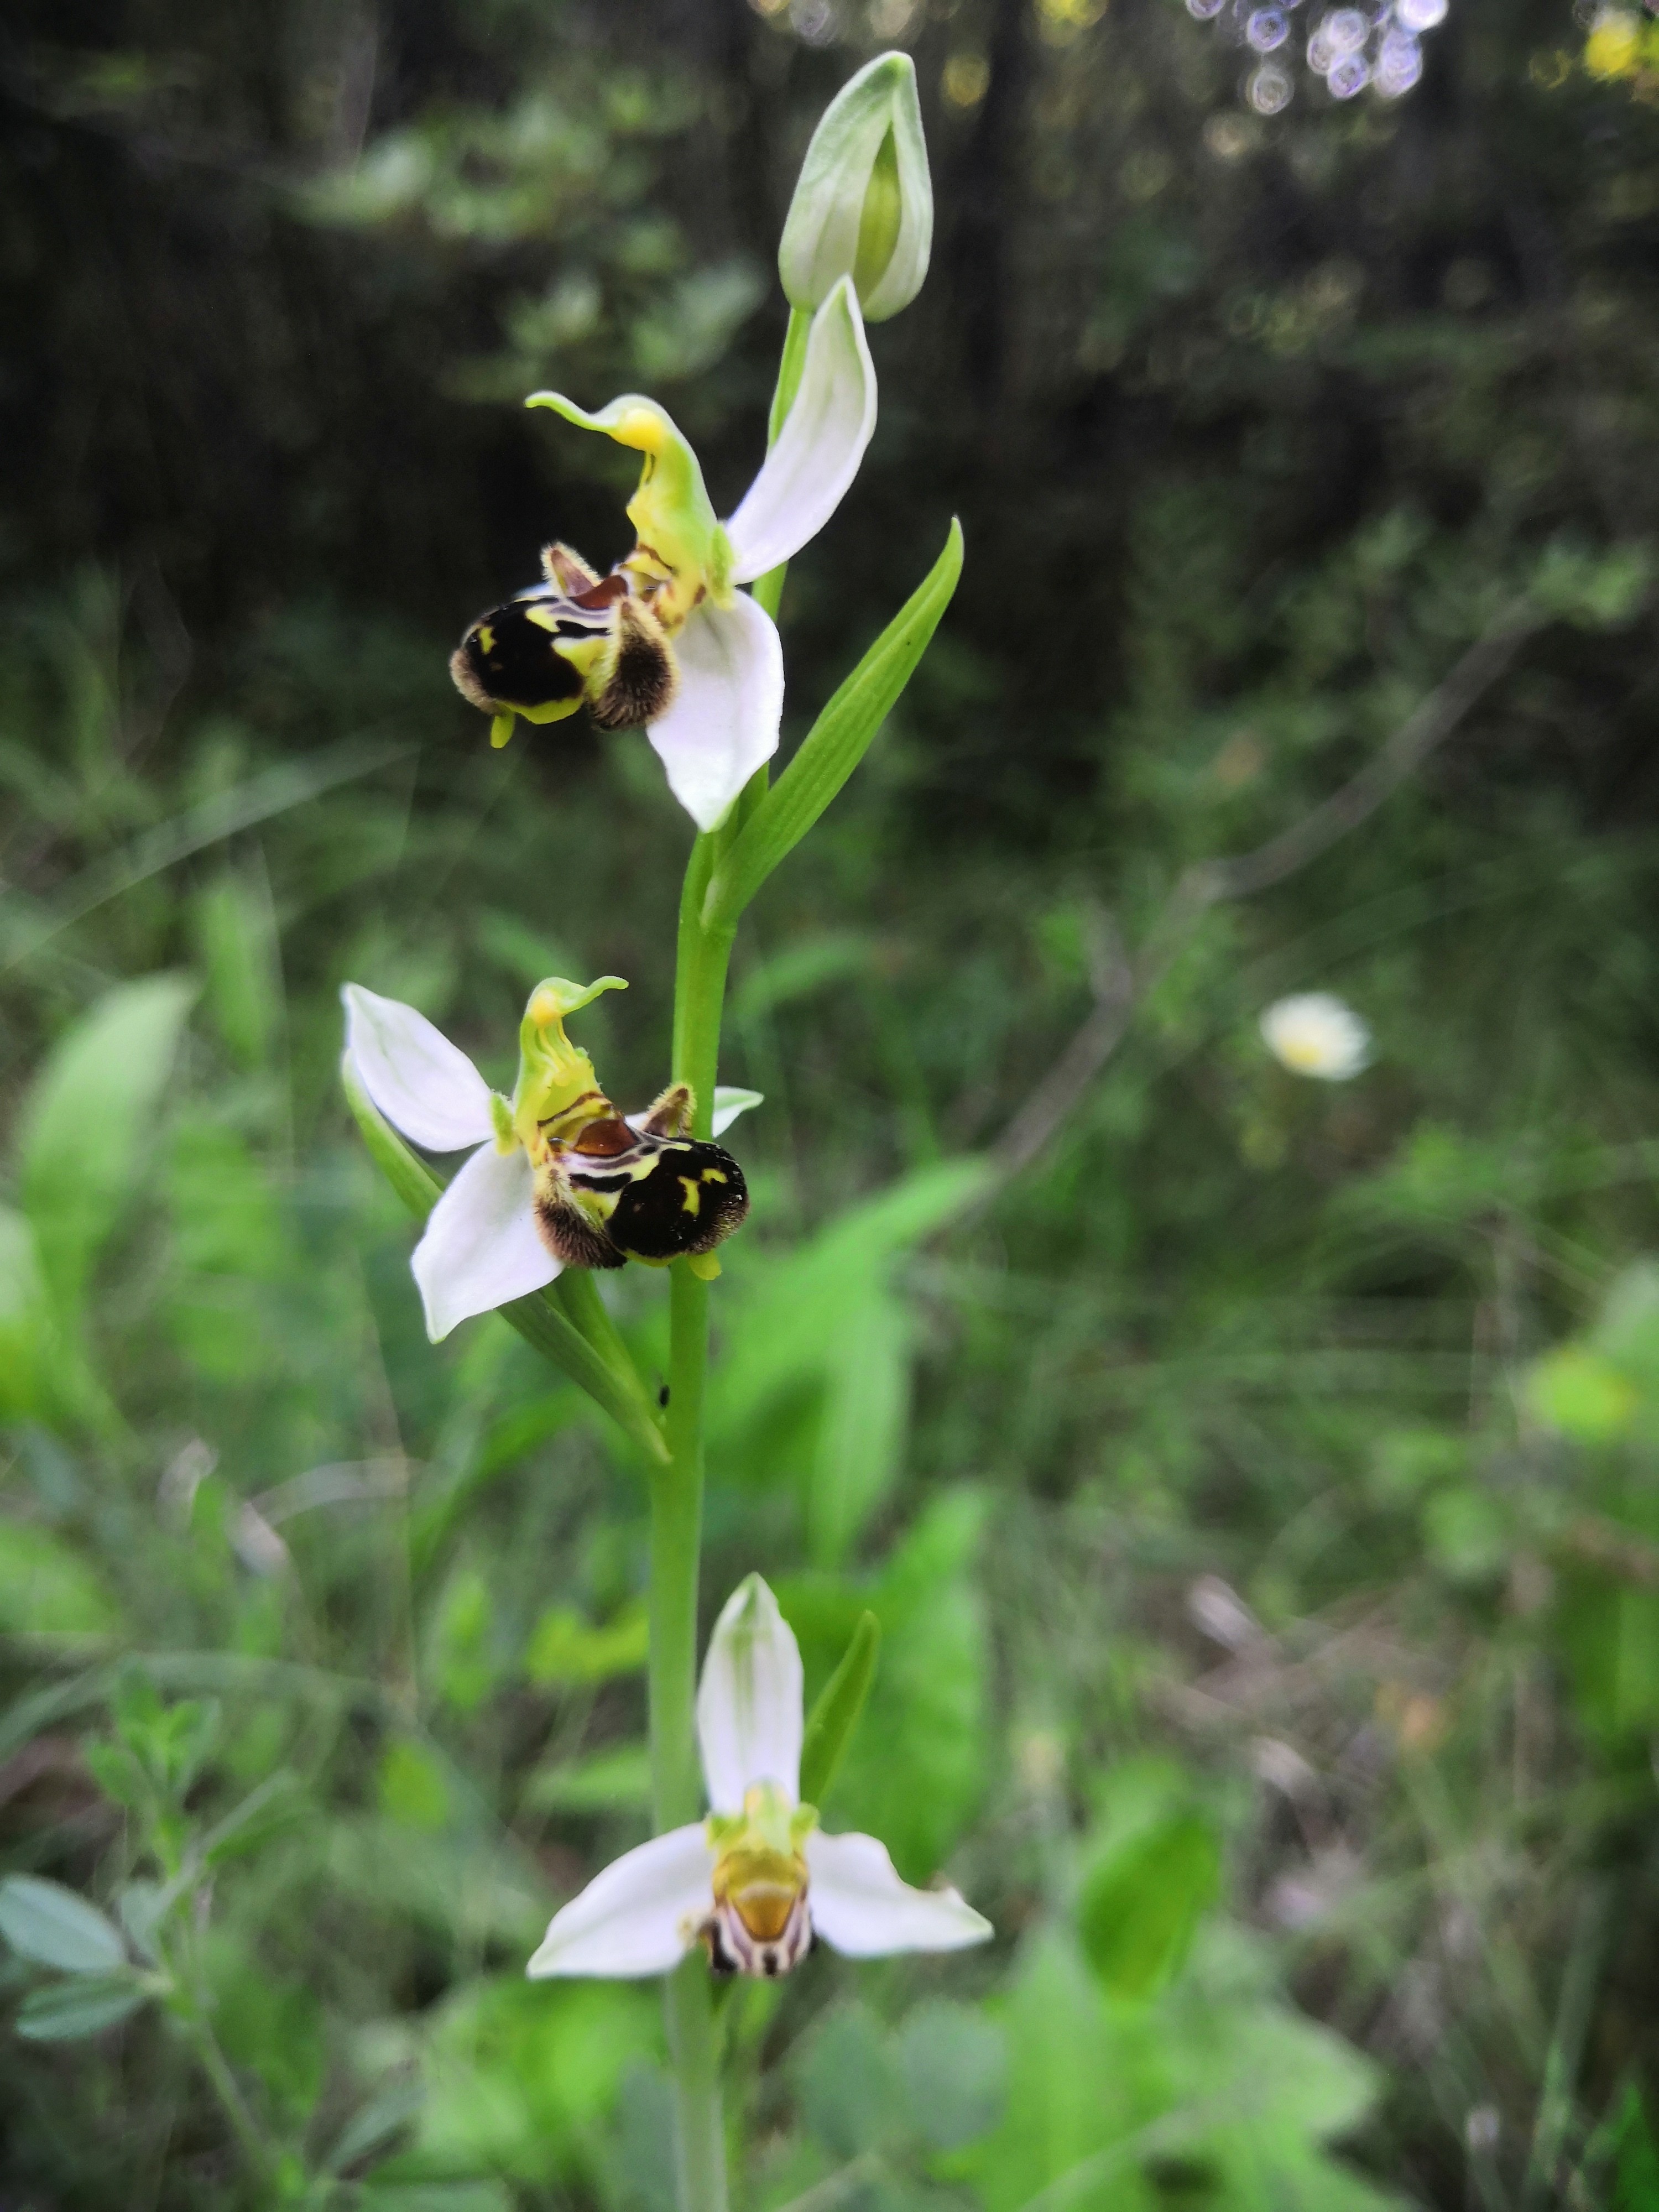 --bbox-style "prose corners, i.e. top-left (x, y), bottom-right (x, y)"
top-left (411, 1142), bottom-right (559, 1343)
top-left (697, 1574), bottom-right (804, 1815)
top-left (648, 594), bottom-right (785, 832)
top-left (805, 1829), bottom-right (992, 1957)
top-left (711, 1088), bottom-right (764, 1138)
top-left (726, 279), bottom-right (877, 585)
top-left (342, 984), bottom-right (496, 1154)
top-left (527, 1825), bottom-right (713, 1979)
